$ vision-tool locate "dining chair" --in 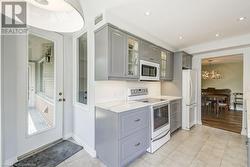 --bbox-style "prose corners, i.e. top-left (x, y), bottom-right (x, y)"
top-left (217, 97), bottom-right (228, 116)
top-left (233, 93), bottom-right (243, 111)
